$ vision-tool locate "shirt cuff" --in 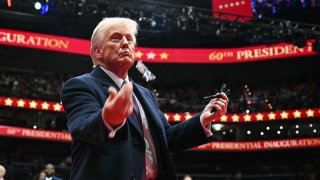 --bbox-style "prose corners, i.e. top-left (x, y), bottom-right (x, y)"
top-left (200, 119), bottom-right (213, 137)
top-left (103, 118), bottom-right (126, 138)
